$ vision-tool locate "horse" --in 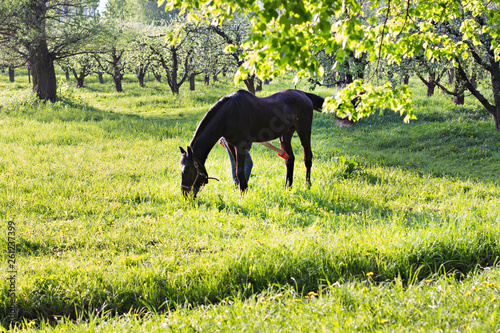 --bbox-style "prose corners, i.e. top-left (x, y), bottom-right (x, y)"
top-left (180, 89), bottom-right (324, 198)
